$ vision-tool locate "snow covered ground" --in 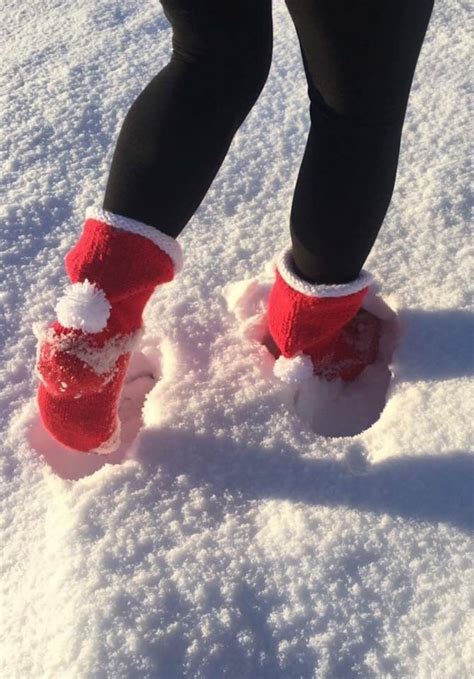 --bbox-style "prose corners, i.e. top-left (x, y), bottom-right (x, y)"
top-left (1, 1), bottom-right (472, 677)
